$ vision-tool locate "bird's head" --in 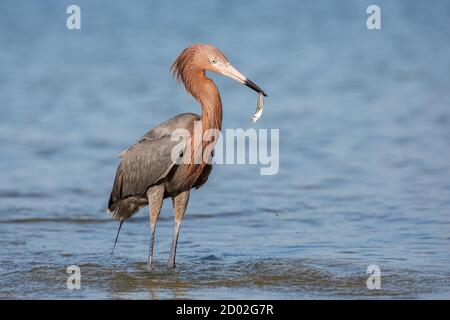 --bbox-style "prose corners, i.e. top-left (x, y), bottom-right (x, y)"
top-left (171, 44), bottom-right (267, 97)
